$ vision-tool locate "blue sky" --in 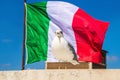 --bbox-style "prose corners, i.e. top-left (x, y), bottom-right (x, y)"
top-left (0, 0), bottom-right (120, 70)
